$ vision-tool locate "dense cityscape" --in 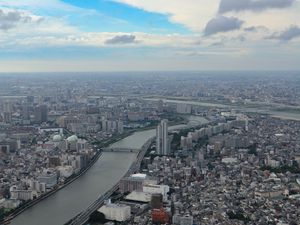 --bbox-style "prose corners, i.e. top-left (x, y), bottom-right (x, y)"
top-left (1, 0), bottom-right (300, 224)
top-left (0, 73), bottom-right (299, 225)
